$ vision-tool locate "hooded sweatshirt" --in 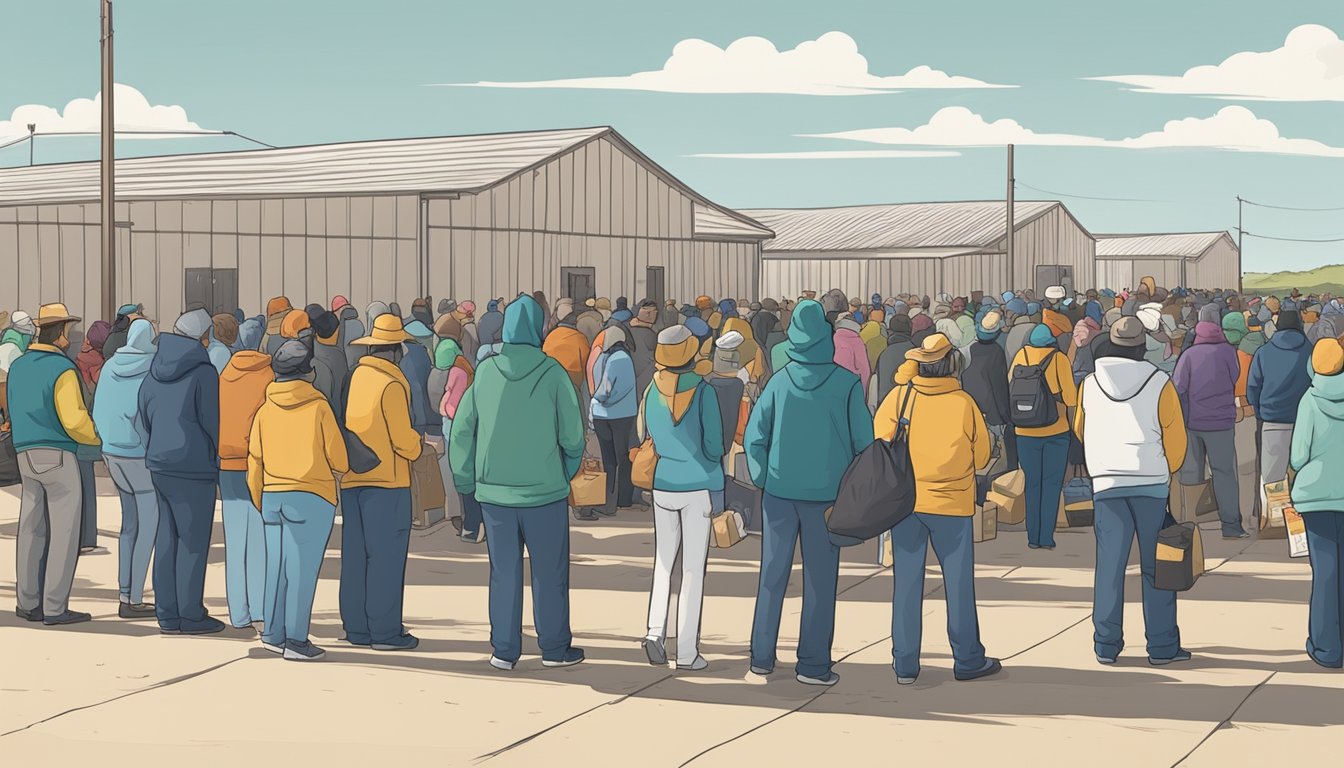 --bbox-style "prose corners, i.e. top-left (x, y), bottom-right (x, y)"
top-left (433, 339), bottom-right (473, 421)
top-left (1290, 371), bottom-right (1344, 513)
top-left (218, 351), bottom-right (275, 471)
top-left (0, 327), bottom-right (33, 373)
top-left (645, 368), bottom-right (724, 492)
top-left (874, 324), bottom-right (915, 407)
top-left (743, 300), bottom-right (874, 502)
top-left (1172, 321), bottom-right (1239, 432)
top-left (344, 353), bottom-right (423, 490)
top-left (1010, 337), bottom-right (1078, 438)
top-left (1247, 329), bottom-right (1312, 423)
top-left (139, 333), bottom-right (221, 480)
top-left (339, 306), bottom-right (366, 369)
top-left (449, 295), bottom-right (585, 507)
top-left (237, 317), bottom-right (265, 352)
top-left (1074, 358), bottom-right (1186, 496)
top-left (963, 338), bottom-right (1013, 427)
top-left (246, 379), bottom-right (350, 508)
top-left (92, 320), bottom-right (156, 458)
top-left (542, 320), bottom-right (590, 394)
top-left (591, 337), bottom-right (638, 421)
top-left (832, 319), bottom-right (871, 385)
top-left (398, 340), bottom-right (437, 436)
